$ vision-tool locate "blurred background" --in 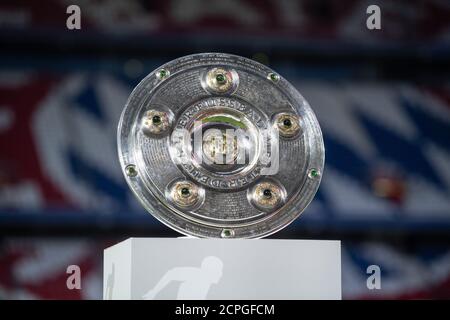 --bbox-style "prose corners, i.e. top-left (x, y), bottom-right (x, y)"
top-left (0, 0), bottom-right (449, 299)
